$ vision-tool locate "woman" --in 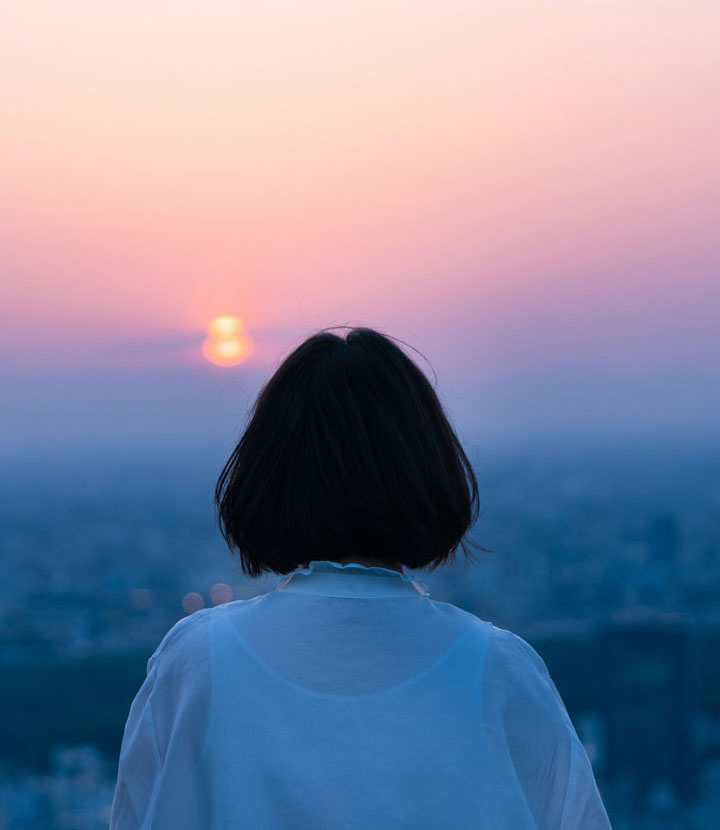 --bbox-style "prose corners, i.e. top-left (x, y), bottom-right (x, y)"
top-left (110, 326), bottom-right (612, 829)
